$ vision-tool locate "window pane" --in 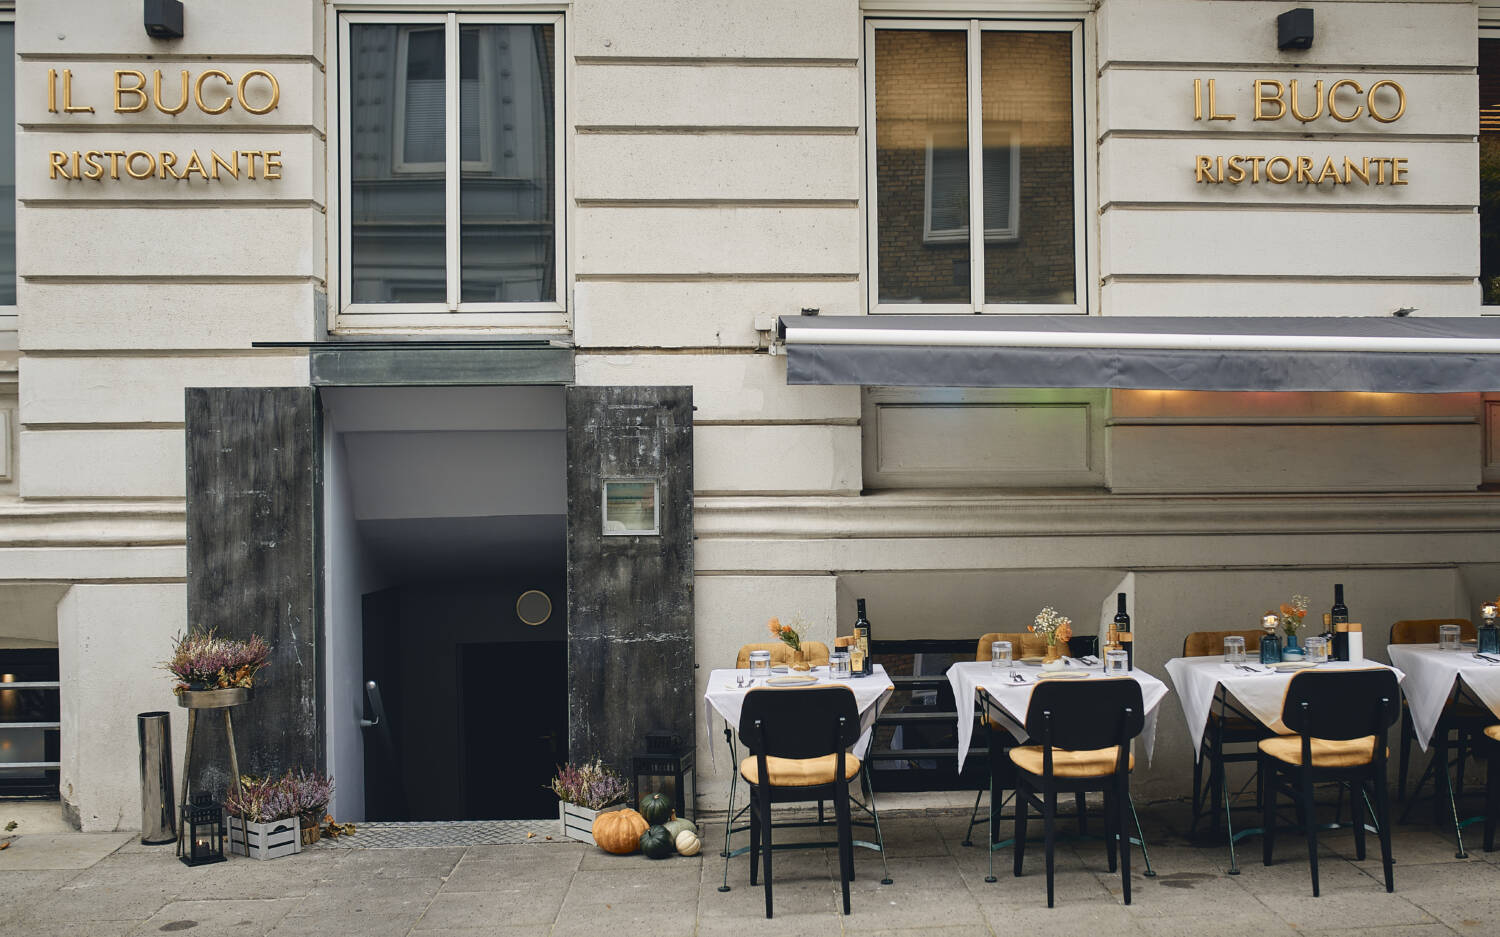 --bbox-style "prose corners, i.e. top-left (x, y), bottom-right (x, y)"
top-left (1483, 39), bottom-right (1500, 305)
top-left (875, 29), bottom-right (970, 305)
top-left (981, 30), bottom-right (1075, 306)
top-left (460, 24), bottom-right (557, 303)
top-left (0, 22), bottom-right (14, 306)
top-left (349, 23), bottom-right (447, 304)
